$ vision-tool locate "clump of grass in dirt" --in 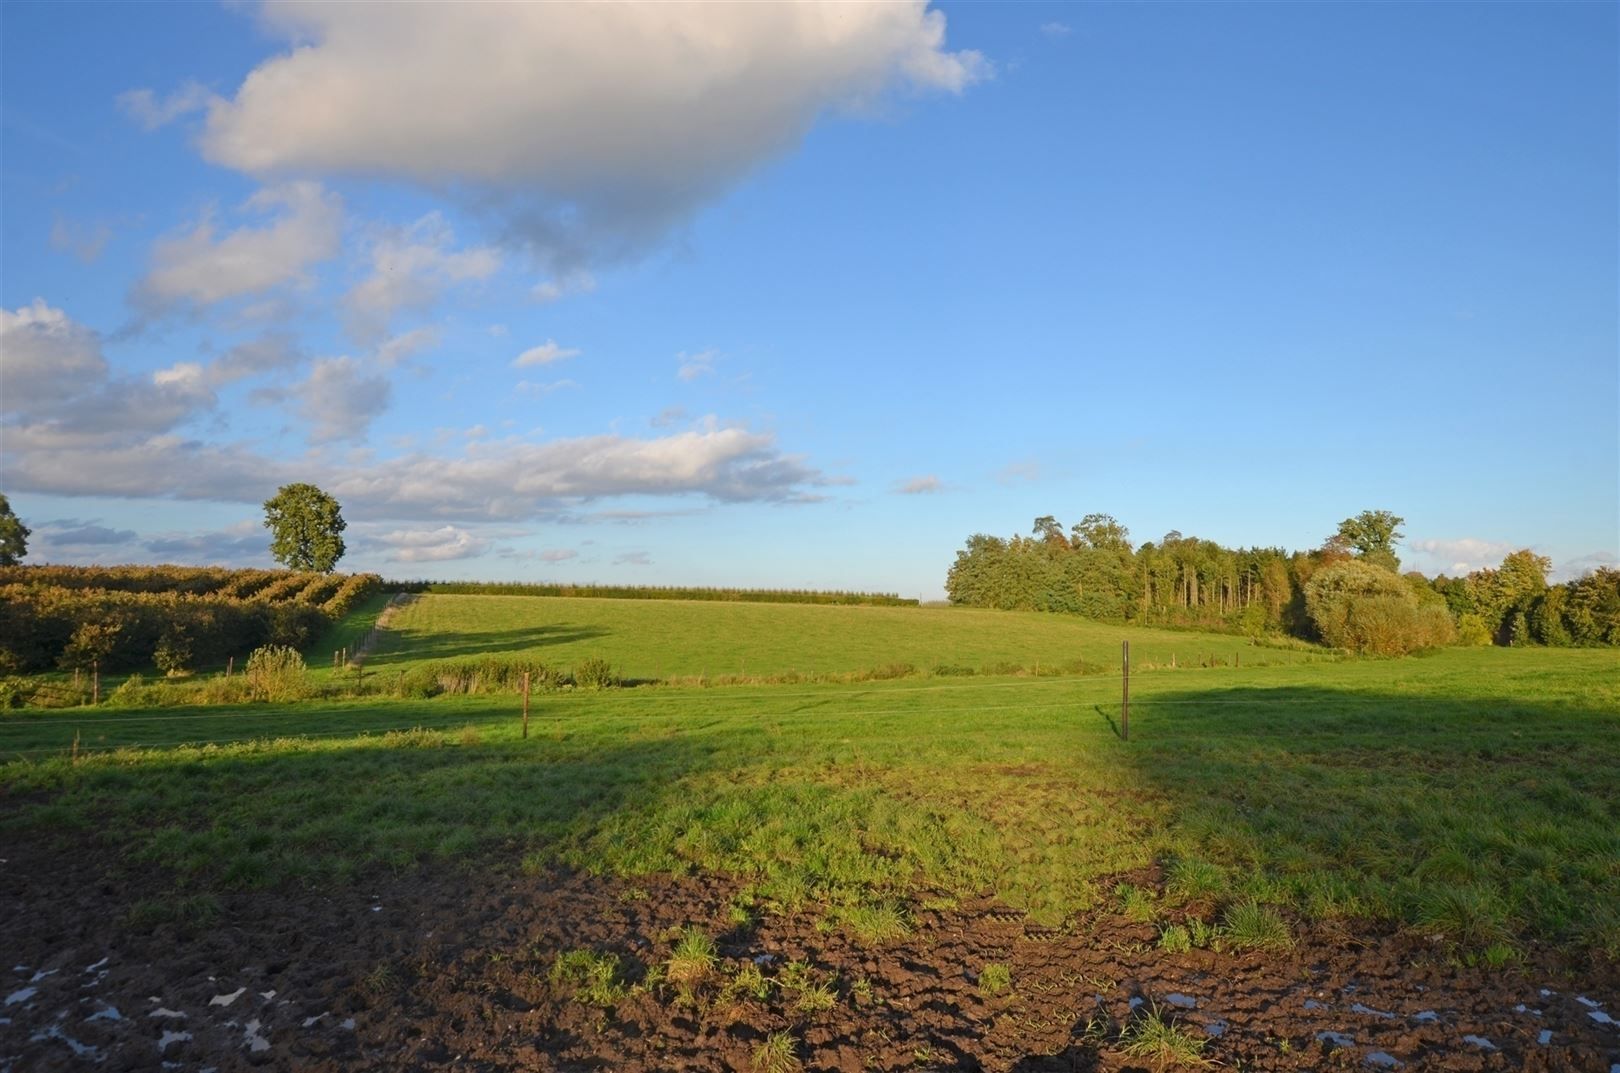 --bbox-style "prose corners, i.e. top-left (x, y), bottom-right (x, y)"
top-left (752, 1031), bottom-right (801, 1073)
top-left (977, 962), bottom-right (1012, 997)
top-left (359, 962), bottom-right (398, 996)
top-left (1167, 857), bottom-right (1227, 905)
top-left (1119, 1006), bottom-right (1213, 1067)
top-left (549, 949), bottom-right (627, 1007)
top-left (1416, 884), bottom-right (1512, 950)
top-left (1158, 924), bottom-right (1192, 954)
top-left (1116, 882), bottom-right (1158, 923)
top-left (724, 961), bottom-right (772, 1002)
top-left (122, 892), bottom-right (221, 933)
top-left (773, 959), bottom-right (838, 1012)
top-left (836, 901), bottom-right (912, 944)
top-left (851, 977), bottom-right (875, 1004)
top-left (665, 927), bottom-right (718, 995)
top-left (1220, 899), bottom-right (1293, 951)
